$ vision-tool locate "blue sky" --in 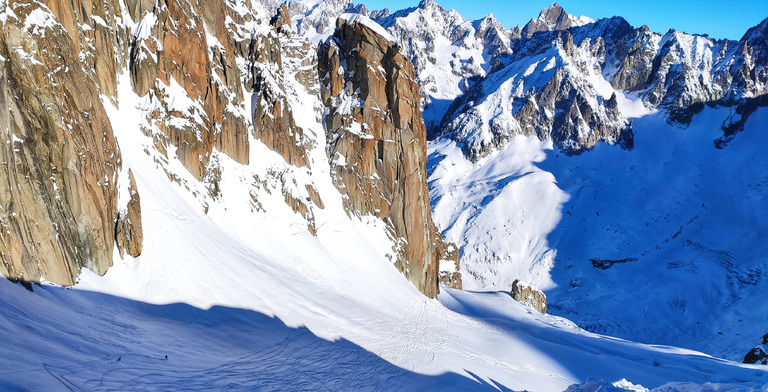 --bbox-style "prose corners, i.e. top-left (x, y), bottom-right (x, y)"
top-left (361, 0), bottom-right (768, 40)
